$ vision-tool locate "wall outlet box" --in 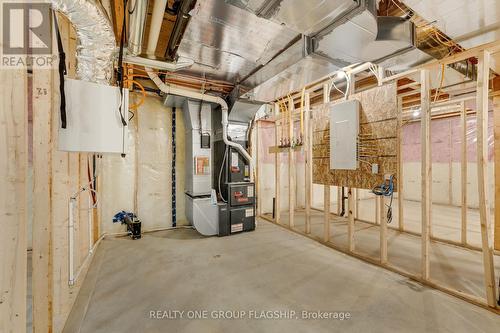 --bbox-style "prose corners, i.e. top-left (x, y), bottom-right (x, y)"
top-left (371, 163), bottom-right (379, 174)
